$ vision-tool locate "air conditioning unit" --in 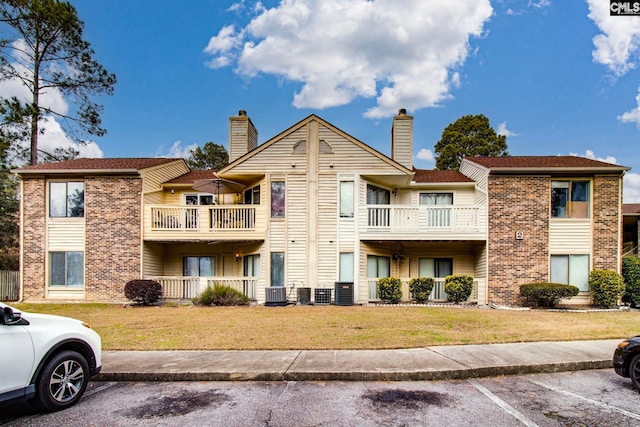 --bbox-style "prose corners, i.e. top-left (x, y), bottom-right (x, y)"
top-left (334, 282), bottom-right (354, 306)
top-left (297, 287), bottom-right (311, 305)
top-left (314, 288), bottom-right (332, 305)
top-left (265, 287), bottom-right (287, 306)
